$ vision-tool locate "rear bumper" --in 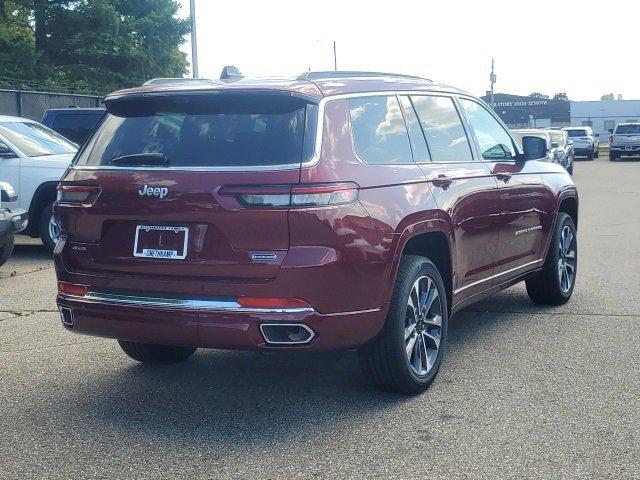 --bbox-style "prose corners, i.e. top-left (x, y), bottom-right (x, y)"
top-left (572, 147), bottom-right (592, 155)
top-left (56, 291), bottom-right (386, 351)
